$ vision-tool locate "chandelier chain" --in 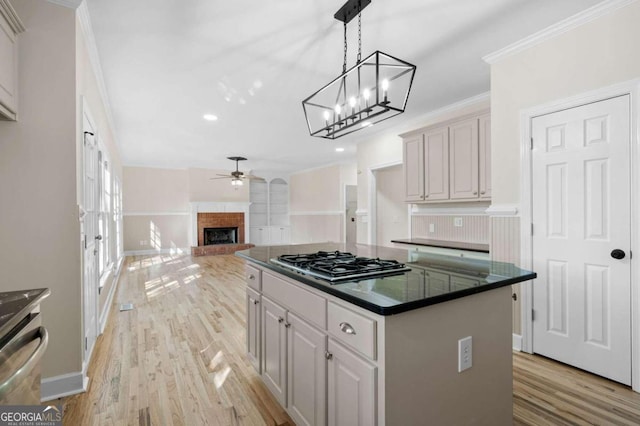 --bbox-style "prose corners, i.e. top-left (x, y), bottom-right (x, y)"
top-left (357, 7), bottom-right (362, 63)
top-left (343, 22), bottom-right (348, 73)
